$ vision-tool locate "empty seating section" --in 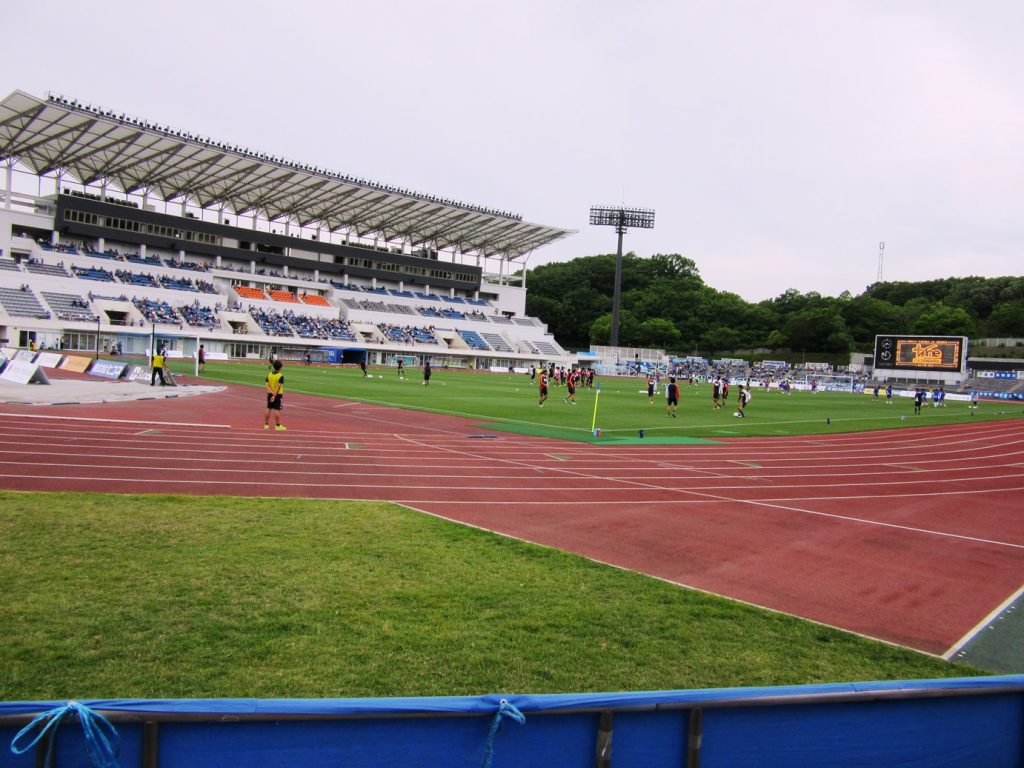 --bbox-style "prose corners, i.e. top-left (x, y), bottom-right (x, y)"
top-left (458, 330), bottom-right (490, 350)
top-left (179, 303), bottom-right (219, 328)
top-left (72, 265), bottom-right (116, 282)
top-left (116, 269), bottom-right (158, 287)
top-left (482, 333), bottom-right (514, 353)
top-left (467, 298), bottom-right (489, 306)
top-left (133, 298), bottom-right (179, 325)
top-left (0, 287), bottom-right (51, 318)
top-left (25, 260), bottom-right (70, 277)
top-left (489, 314), bottom-right (513, 324)
top-left (534, 341), bottom-right (562, 355)
top-left (513, 317), bottom-right (536, 326)
top-left (268, 289), bottom-right (300, 303)
top-left (365, 287), bottom-right (388, 295)
top-left (389, 289), bottom-right (415, 298)
top-left (331, 281), bottom-right (357, 291)
top-left (341, 297), bottom-right (361, 309)
top-left (126, 254), bottom-right (164, 267)
top-left (42, 292), bottom-right (97, 321)
top-left (235, 285), bottom-right (268, 300)
top-left (415, 292), bottom-right (441, 301)
top-left (442, 296), bottom-right (465, 304)
top-left (0, 258), bottom-right (21, 272)
top-left (300, 293), bottom-right (331, 307)
top-left (249, 308), bottom-right (295, 336)
top-left (84, 250), bottom-right (120, 260)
